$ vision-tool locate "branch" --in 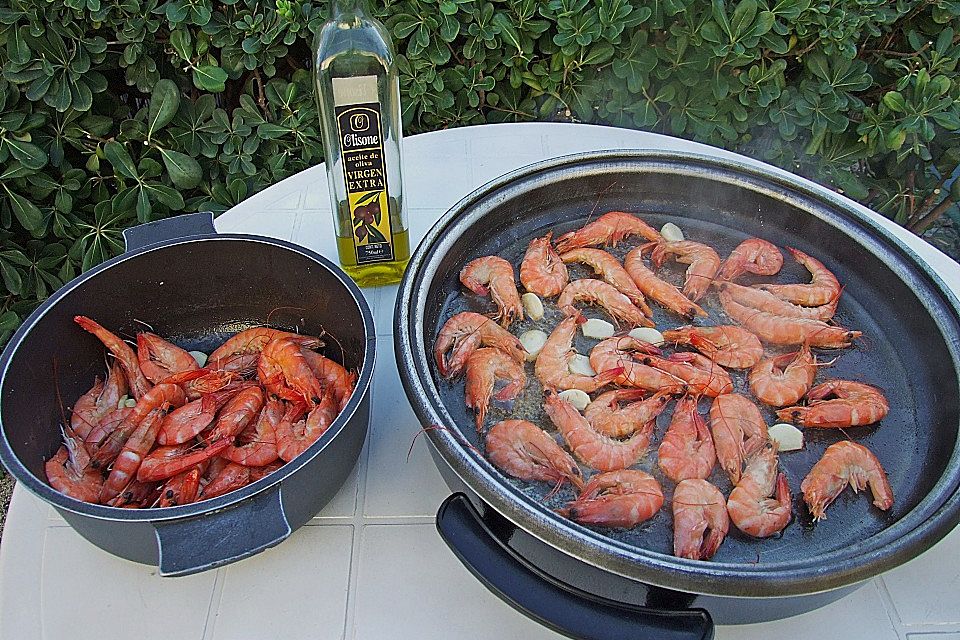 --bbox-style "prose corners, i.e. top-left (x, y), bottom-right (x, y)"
top-left (910, 195), bottom-right (955, 234)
